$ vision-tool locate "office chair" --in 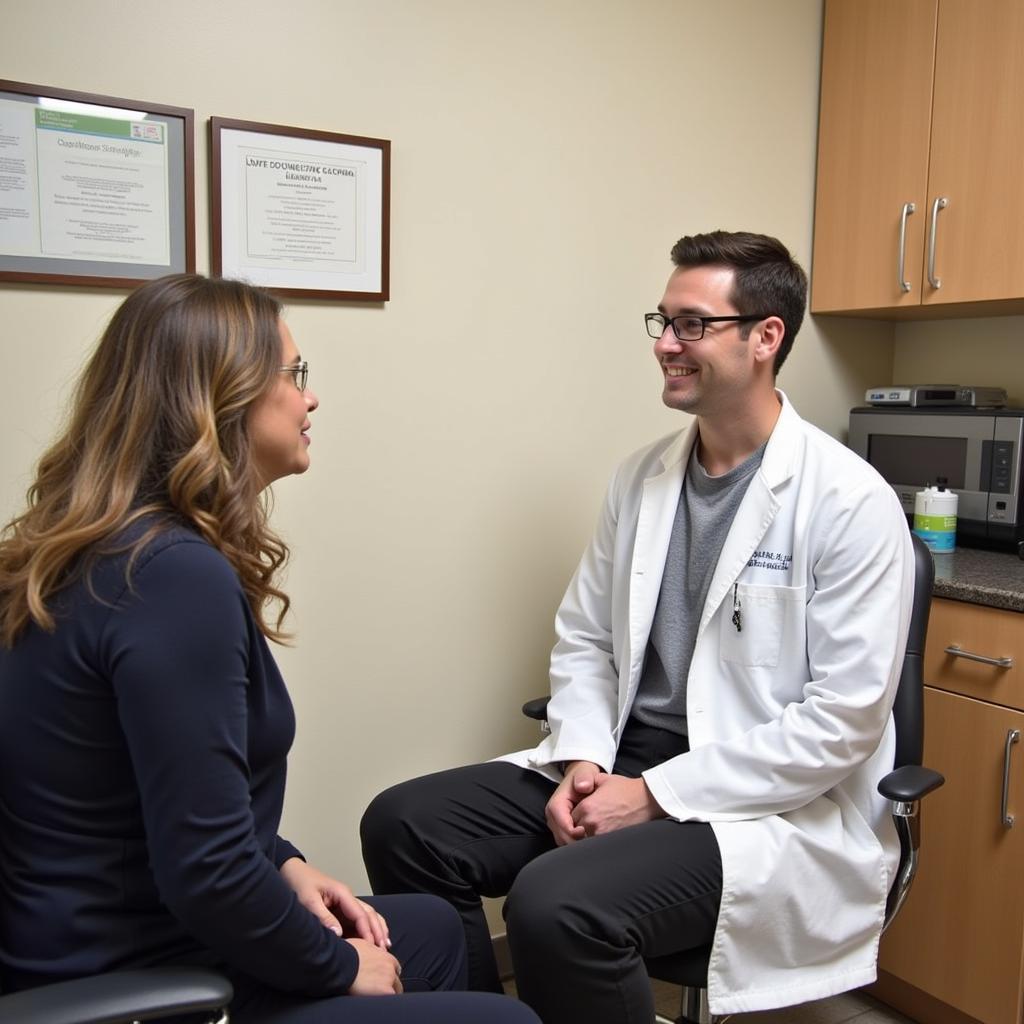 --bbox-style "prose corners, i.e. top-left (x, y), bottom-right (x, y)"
top-left (0, 965), bottom-right (232, 1024)
top-left (522, 533), bottom-right (944, 1024)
